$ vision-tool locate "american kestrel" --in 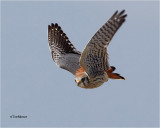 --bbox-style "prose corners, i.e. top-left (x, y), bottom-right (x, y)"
top-left (48, 10), bottom-right (127, 89)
